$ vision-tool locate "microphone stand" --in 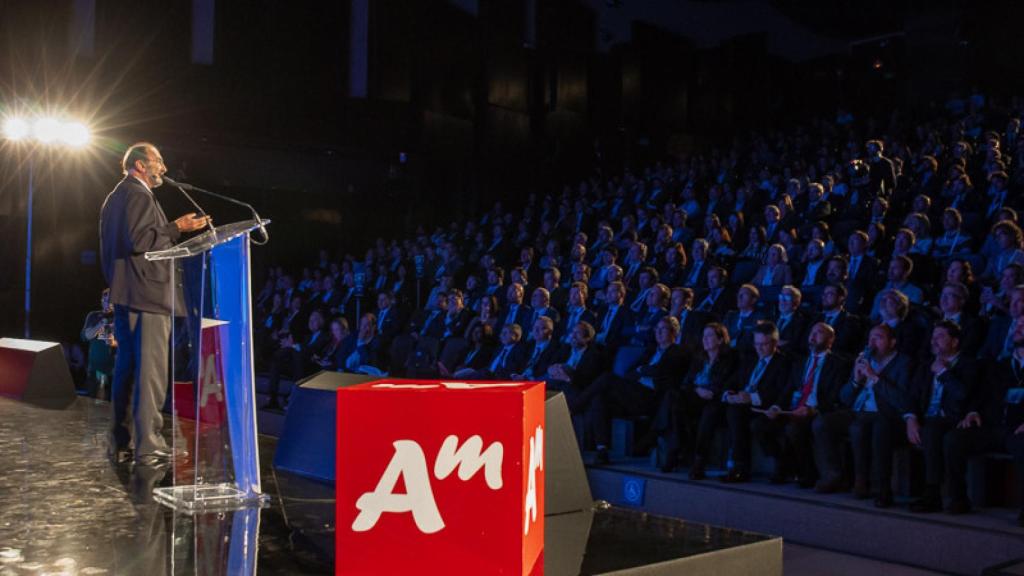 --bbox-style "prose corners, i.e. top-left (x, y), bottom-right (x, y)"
top-left (164, 176), bottom-right (269, 245)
